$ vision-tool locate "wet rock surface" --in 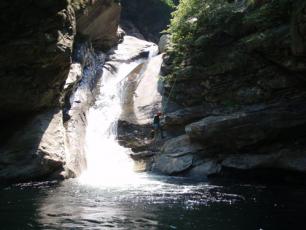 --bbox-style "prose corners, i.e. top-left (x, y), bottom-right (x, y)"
top-left (115, 1), bottom-right (306, 180)
top-left (153, 154), bottom-right (193, 175)
top-left (0, 0), bottom-right (120, 183)
top-left (0, 110), bottom-right (66, 183)
top-left (1, 0), bottom-right (306, 183)
top-left (149, 0), bottom-right (306, 178)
